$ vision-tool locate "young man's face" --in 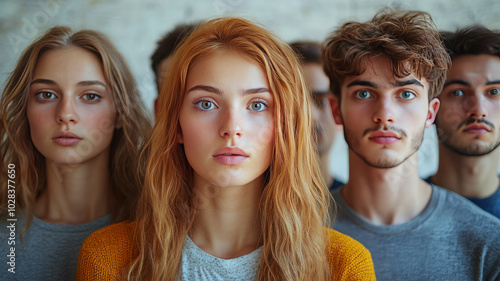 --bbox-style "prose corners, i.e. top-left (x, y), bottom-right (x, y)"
top-left (435, 54), bottom-right (500, 156)
top-left (302, 62), bottom-right (337, 156)
top-left (333, 55), bottom-right (439, 168)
